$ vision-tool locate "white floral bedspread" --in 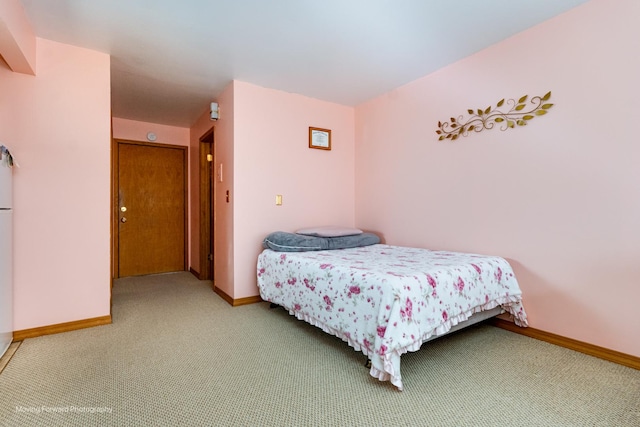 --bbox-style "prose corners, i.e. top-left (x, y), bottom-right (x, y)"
top-left (256, 244), bottom-right (528, 391)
